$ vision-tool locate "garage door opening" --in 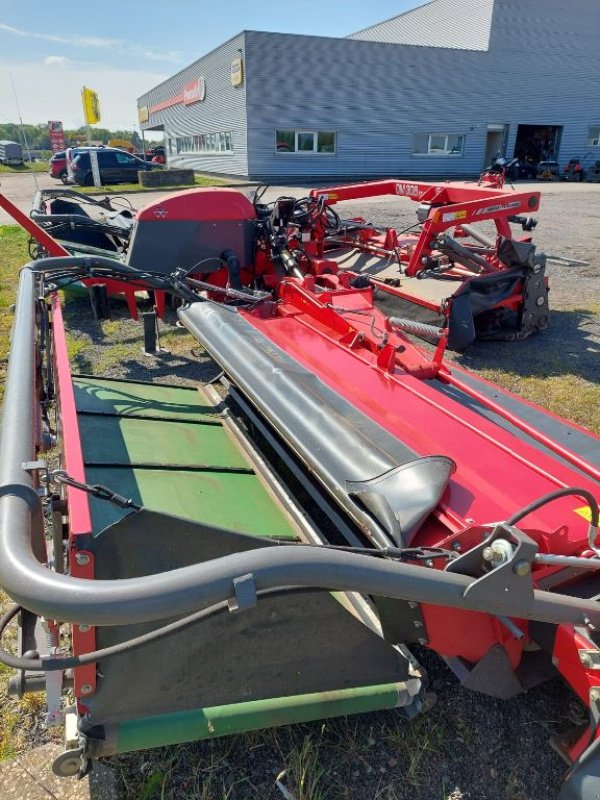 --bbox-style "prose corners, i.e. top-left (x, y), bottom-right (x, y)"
top-left (513, 125), bottom-right (562, 163)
